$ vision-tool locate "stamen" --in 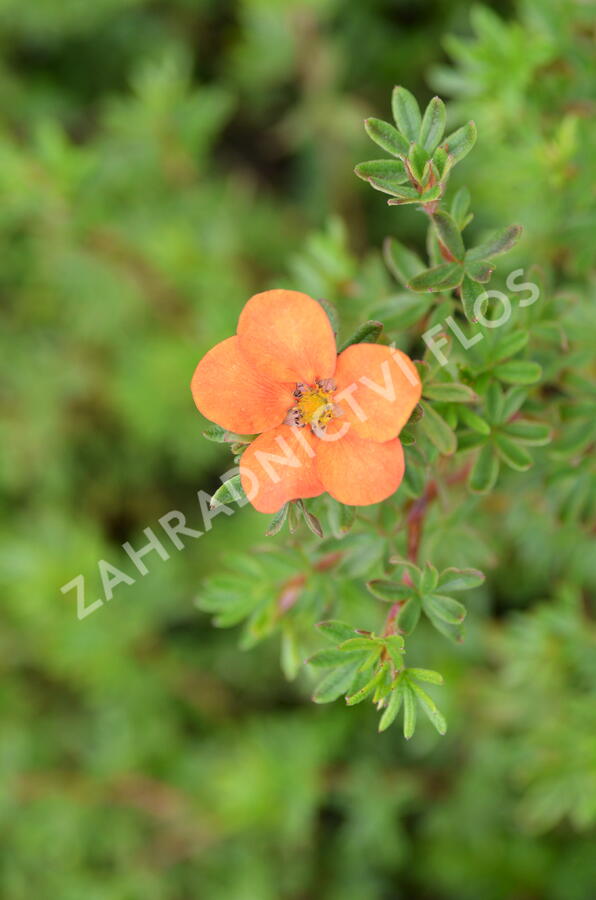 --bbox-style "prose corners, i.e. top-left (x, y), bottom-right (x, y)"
top-left (284, 379), bottom-right (338, 435)
top-left (316, 378), bottom-right (336, 392)
top-left (283, 408), bottom-right (305, 427)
